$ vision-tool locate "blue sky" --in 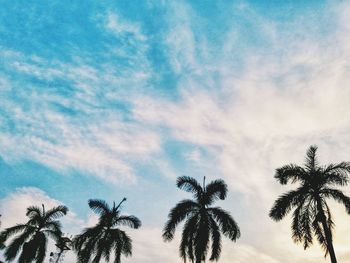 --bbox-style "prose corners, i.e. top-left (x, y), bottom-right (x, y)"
top-left (1, 1), bottom-right (350, 262)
